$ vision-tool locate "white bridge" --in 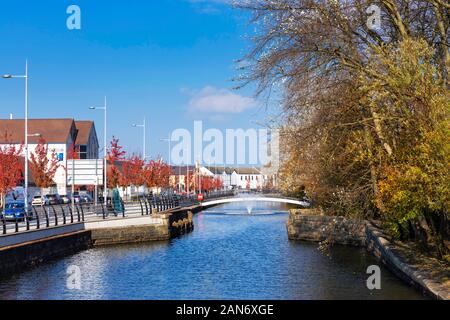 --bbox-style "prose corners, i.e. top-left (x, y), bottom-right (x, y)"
top-left (200, 196), bottom-right (310, 208)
